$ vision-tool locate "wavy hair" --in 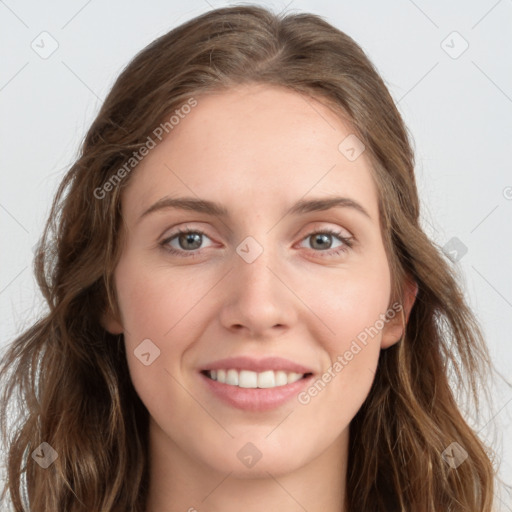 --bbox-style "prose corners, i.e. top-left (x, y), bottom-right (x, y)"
top-left (0, 4), bottom-right (503, 511)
